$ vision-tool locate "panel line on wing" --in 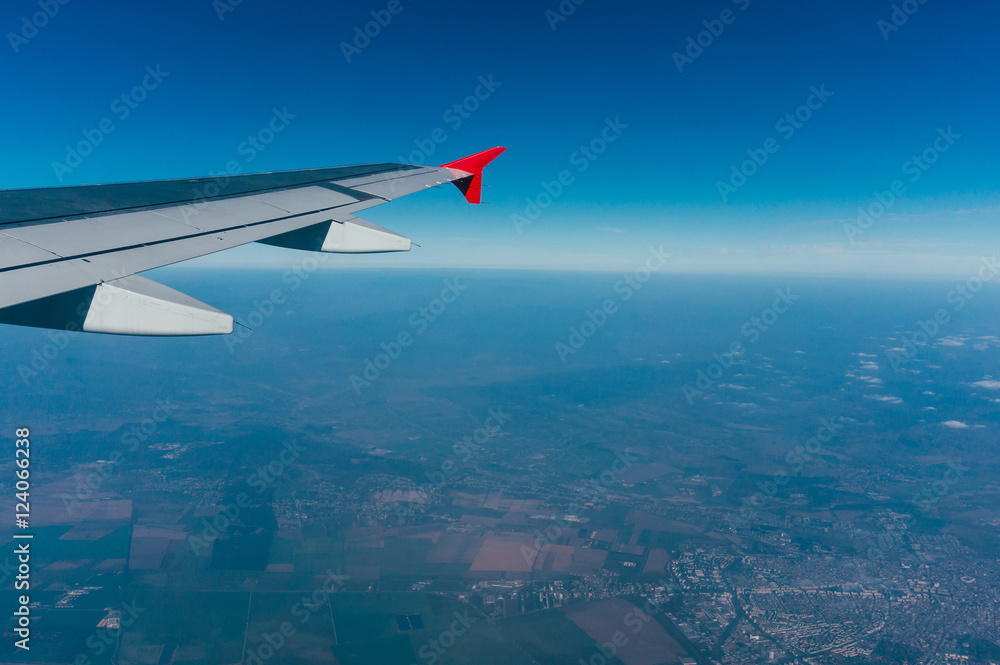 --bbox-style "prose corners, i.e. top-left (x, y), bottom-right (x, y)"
top-left (0, 164), bottom-right (415, 228)
top-left (0, 230), bottom-right (67, 260)
top-left (0, 199), bottom-right (363, 275)
top-left (149, 210), bottom-right (203, 231)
